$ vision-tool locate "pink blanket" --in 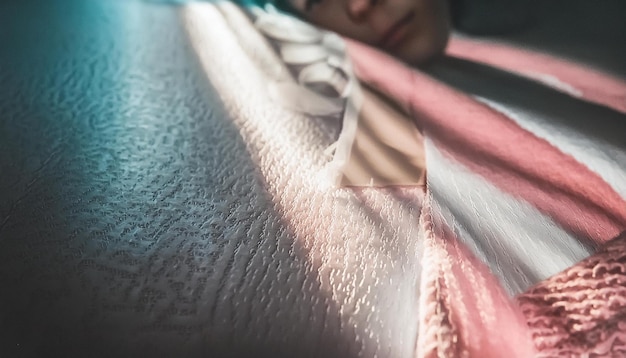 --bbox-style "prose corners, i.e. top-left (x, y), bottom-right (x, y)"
top-left (347, 38), bottom-right (626, 357)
